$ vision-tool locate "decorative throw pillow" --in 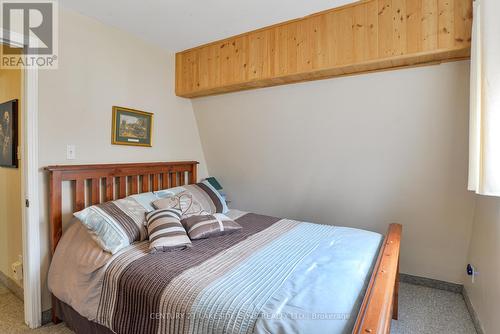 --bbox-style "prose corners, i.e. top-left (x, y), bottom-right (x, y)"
top-left (153, 181), bottom-right (228, 217)
top-left (146, 208), bottom-right (191, 252)
top-left (74, 196), bottom-right (149, 254)
top-left (152, 191), bottom-right (210, 217)
top-left (181, 213), bottom-right (242, 240)
top-left (128, 192), bottom-right (160, 212)
top-left (154, 186), bottom-right (185, 199)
